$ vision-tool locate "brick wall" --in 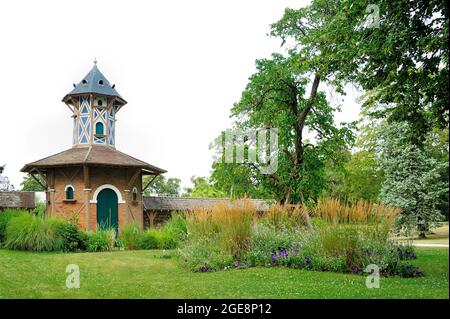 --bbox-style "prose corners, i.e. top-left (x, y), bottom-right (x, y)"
top-left (47, 166), bottom-right (143, 233)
